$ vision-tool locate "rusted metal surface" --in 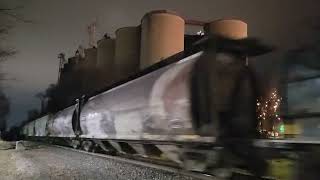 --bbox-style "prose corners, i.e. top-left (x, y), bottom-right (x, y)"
top-left (140, 11), bottom-right (185, 69)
